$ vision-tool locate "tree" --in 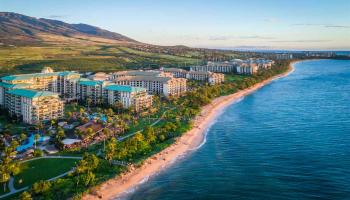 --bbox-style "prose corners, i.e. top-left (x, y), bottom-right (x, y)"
top-left (128, 132), bottom-right (150, 155)
top-left (75, 153), bottom-right (99, 186)
top-left (34, 134), bottom-right (40, 149)
top-left (74, 129), bottom-right (83, 139)
top-left (0, 141), bottom-right (21, 192)
top-left (102, 128), bottom-right (111, 151)
top-left (19, 133), bottom-right (27, 144)
top-left (36, 122), bottom-right (44, 134)
top-left (20, 191), bottom-right (32, 200)
top-left (79, 107), bottom-right (85, 117)
top-left (32, 180), bottom-right (51, 195)
top-left (144, 126), bottom-right (156, 144)
top-left (105, 138), bottom-right (116, 165)
top-left (66, 111), bottom-right (73, 120)
top-left (85, 128), bottom-right (95, 139)
top-left (50, 119), bottom-right (56, 129)
top-left (33, 149), bottom-right (44, 157)
top-left (79, 171), bottom-right (95, 186)
top-left (56, 127), bottom-right (65, 140)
